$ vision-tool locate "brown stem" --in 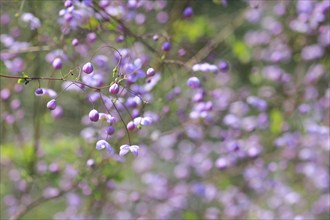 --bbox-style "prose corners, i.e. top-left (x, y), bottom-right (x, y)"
top-left (185, 11), bottom-right (245, 68)
top-left (91, 4), bottom-right (160, 56)
top-left (0, 74), bottom-right (107, 91)
top-left (9, 182), bottom-right (78, 220)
